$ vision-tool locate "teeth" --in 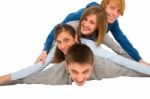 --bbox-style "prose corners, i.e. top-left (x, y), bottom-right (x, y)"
top-left (108, 14), bottom-right (114, 18)
top-left (108, 16), bottom-right (114, 20)
top-left (83, 27), bottom-right (88, 31)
